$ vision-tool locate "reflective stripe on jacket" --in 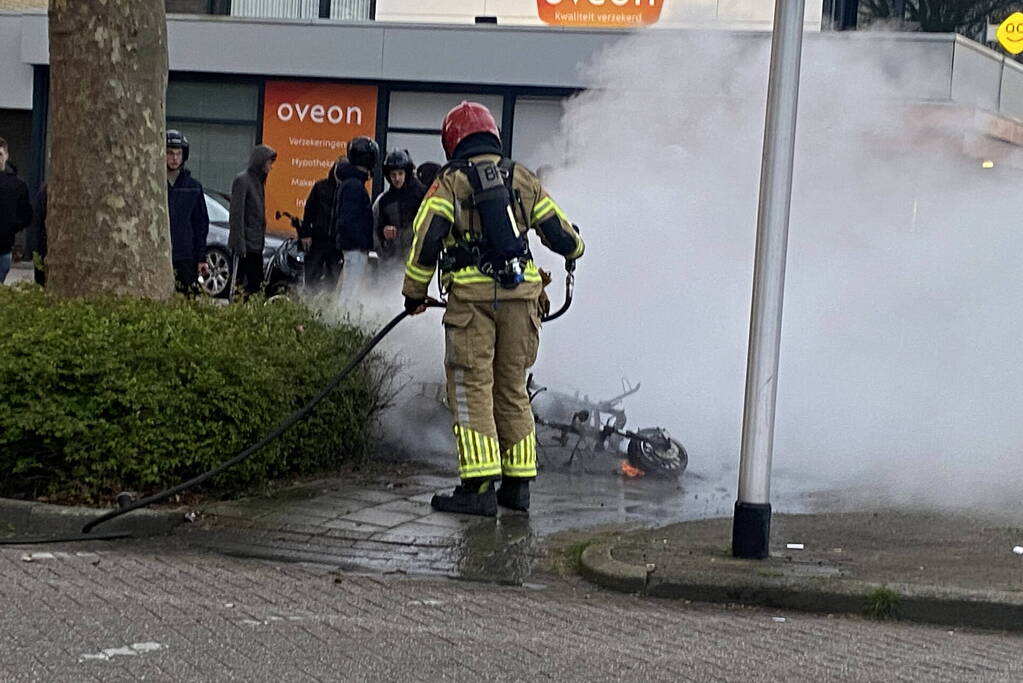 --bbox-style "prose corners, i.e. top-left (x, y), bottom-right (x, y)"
top-left (401, 153), bottom-right (584, 303)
